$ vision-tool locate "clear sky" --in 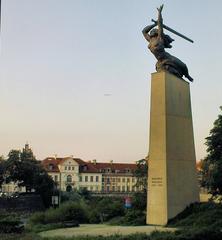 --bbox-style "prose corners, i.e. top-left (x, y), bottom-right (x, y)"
top-left (1, 0), bottom-right (222, 163)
